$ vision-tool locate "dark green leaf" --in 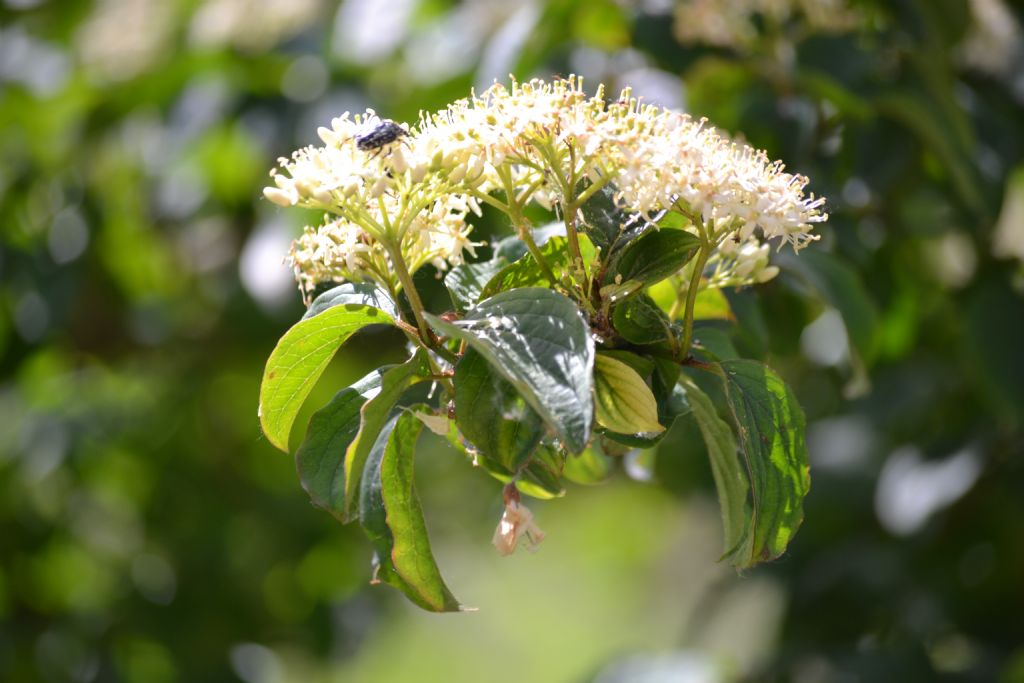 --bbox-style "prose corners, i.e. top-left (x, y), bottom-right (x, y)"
top-left (294, 368), bottom-right (386, 519)
top-left (359, 412), bottom-right (463, 612)
top-left (259, 284), bottom-right (398, 452)
top-left (426, 288), bottom-right (595, 453)
top-left (445, 258), bottom-right (508, 312)
top-left (516, 445), bottom-right (566, 499)
top-left (454, 347), bottom-right (546, 474)
top-left (579, 183), bottom-right (655, 252)
top-left (606, 227), bottom-right (700, 289)
top-left (715, 359), bottom-right (810, 566)
top-left (340, 351), bottom-right (431, 521)
top-left (613, 295), bottom-right (676, 345)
